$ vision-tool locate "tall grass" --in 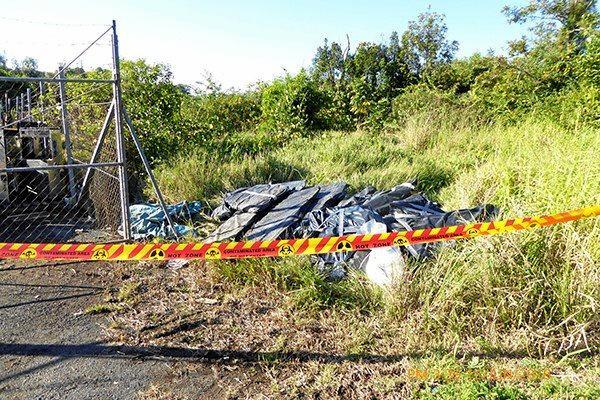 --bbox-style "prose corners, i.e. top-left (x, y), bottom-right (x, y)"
top-left (153, 115), bottom-right (599, 355)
